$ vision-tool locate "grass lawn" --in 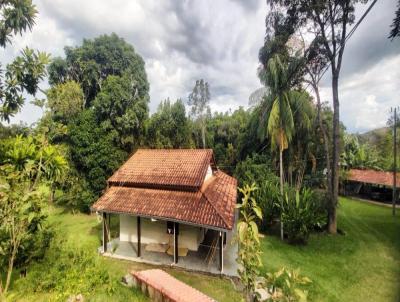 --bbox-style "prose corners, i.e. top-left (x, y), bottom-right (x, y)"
top-left (6, 197), bottom-right (399, 301)
top-left (7, 206), bottom-right (242, 302)
top-left (261, 197), bottom-right (400, 302)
